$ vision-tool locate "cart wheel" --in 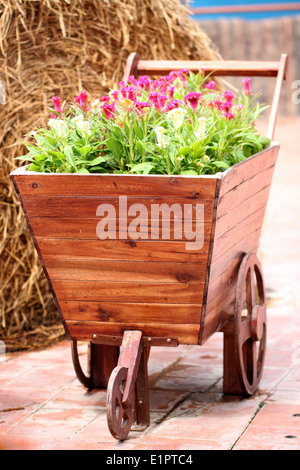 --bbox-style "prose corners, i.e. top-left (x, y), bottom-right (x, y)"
top-left (106, 366), bottom-right (135, 441)
top-left (234, 252), bottom-right (267, 395)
